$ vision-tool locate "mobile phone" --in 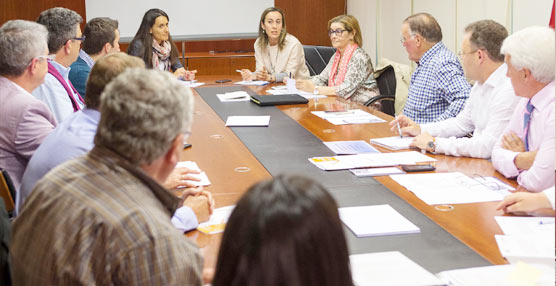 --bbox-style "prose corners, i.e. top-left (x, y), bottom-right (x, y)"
top-left (215, 79), bottom-right (232, 83)
top-left (401, 164), bottom-right (436, 172)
